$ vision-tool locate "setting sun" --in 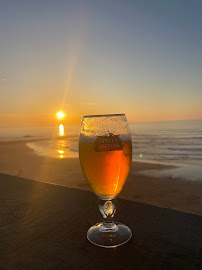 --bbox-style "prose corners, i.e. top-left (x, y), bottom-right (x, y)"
top-left (57, 112), bottom-right (64, 119)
